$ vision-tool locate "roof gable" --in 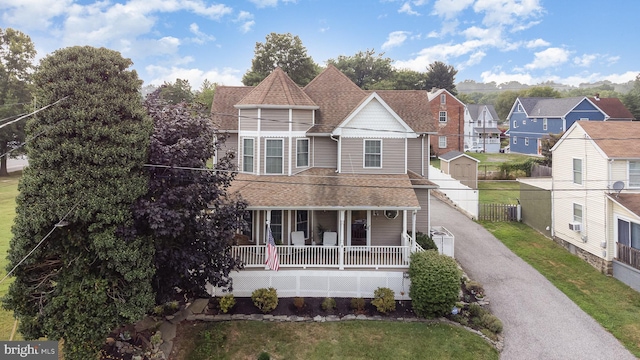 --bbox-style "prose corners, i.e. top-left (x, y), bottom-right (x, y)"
top-left (427, 88), bottom-right (465, 106)
top-left (333, 93), bottom-right (414, 138)
top-left (577, 121), bottom-right (640, 158)
top-left (236, 67), bottom-right (317, 109)
top-left (589, 97), bottom-right (635, 120)
top-left (439, 150), bottom-right (480, 162)
top-left (211, 86), bottom-right (253, 130)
